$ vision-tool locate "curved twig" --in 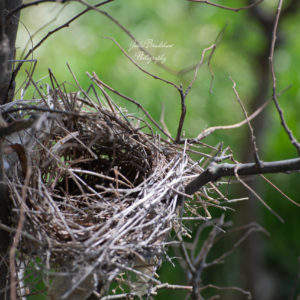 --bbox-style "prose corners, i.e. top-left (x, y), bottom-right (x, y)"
top-left (187, 0), bottom-right (264, 12)
top-left (269, 0), bottom-right (300, 155)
